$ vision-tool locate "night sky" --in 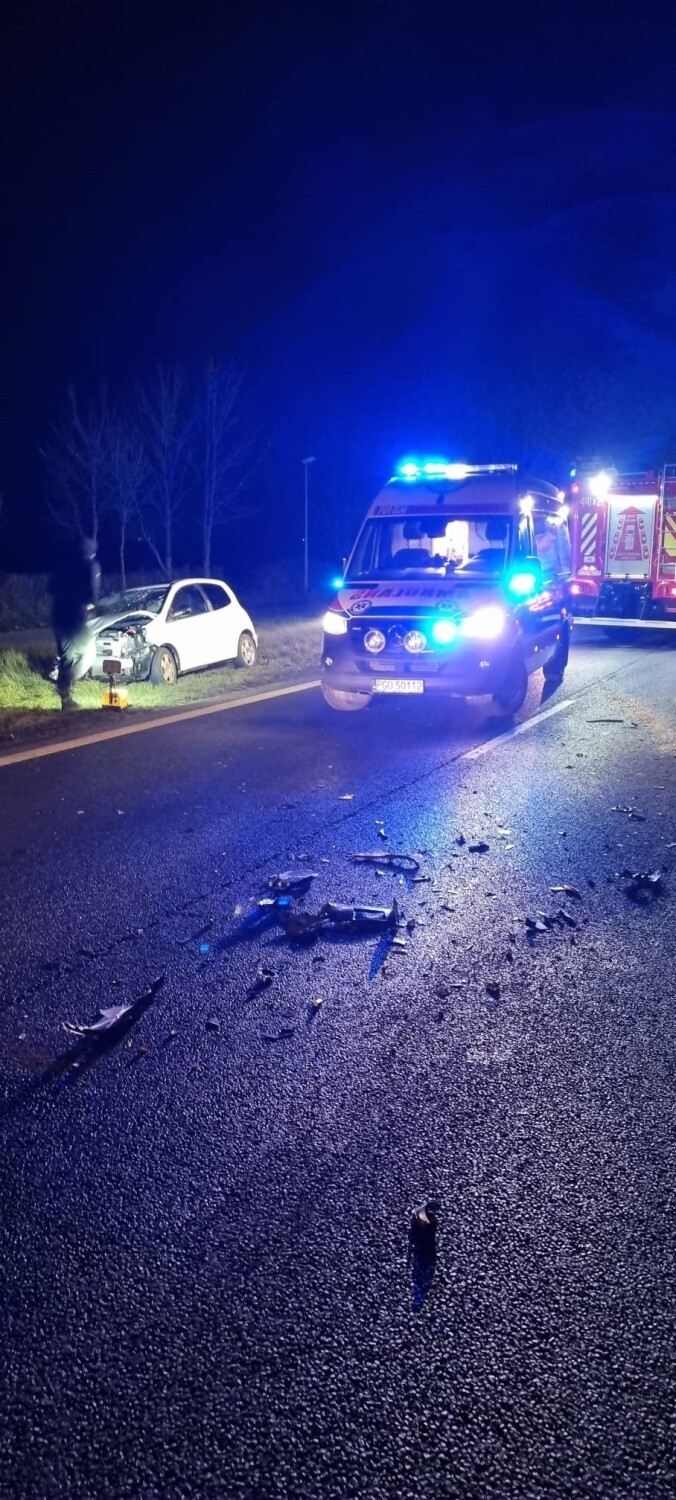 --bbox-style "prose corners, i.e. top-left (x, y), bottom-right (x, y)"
top-left (3, 0), bottom-right (676, 576)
